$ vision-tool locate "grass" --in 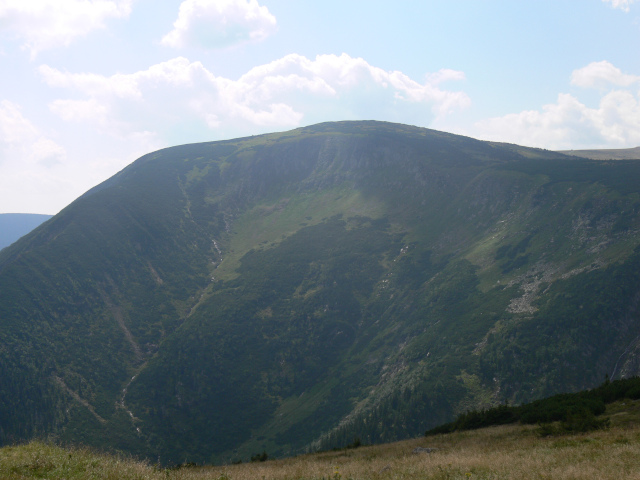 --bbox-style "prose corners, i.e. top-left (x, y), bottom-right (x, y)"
top-left (202, 422), bottom-right (640, 480)
top-left (5, 400), bottom-right (640, 479)
top-left (211, 186), bottom-right (386, 283)
top-left (0, 441), bottom-right (155, 480)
